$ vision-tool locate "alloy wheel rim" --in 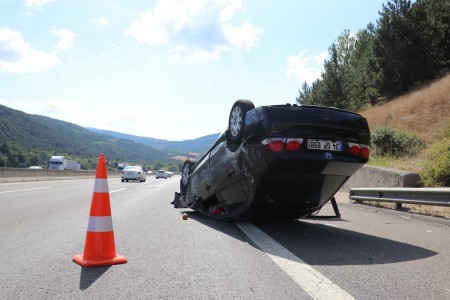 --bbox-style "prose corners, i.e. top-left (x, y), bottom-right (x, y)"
top-left (230, 106), bottom-right (242, 137)
top-left (182, 164), bottom-right (190, 185)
